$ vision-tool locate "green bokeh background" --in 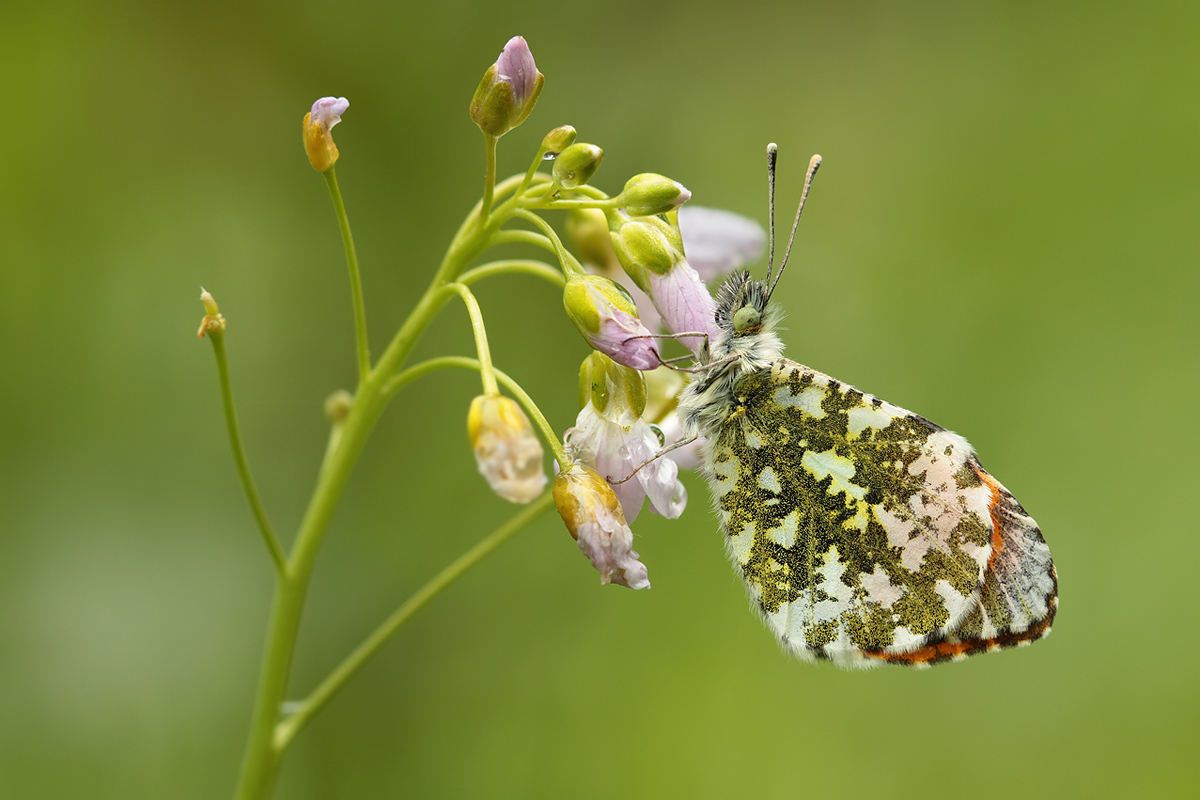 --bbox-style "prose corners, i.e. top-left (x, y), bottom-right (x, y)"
top-left (2, 1), bottom-right (1196, 797)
